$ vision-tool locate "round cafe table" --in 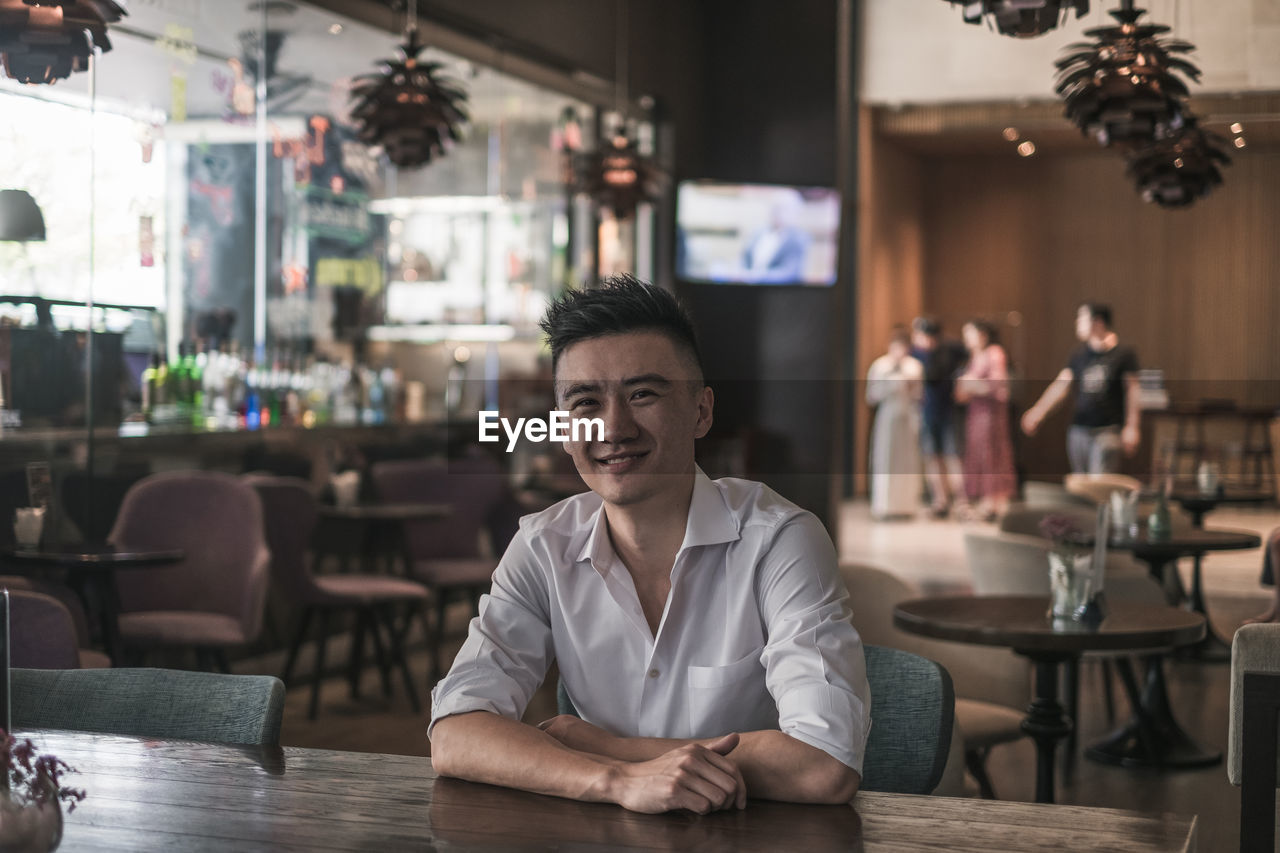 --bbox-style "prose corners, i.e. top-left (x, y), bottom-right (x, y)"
top-left (0, 545), bottom-right (184, 664)
top-left (894, 595), bottom-right (1205, 804)
top-left (314, 503), bottom-right (452, 574)
top-left (1109, 525), bottom-right (1261, 662)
